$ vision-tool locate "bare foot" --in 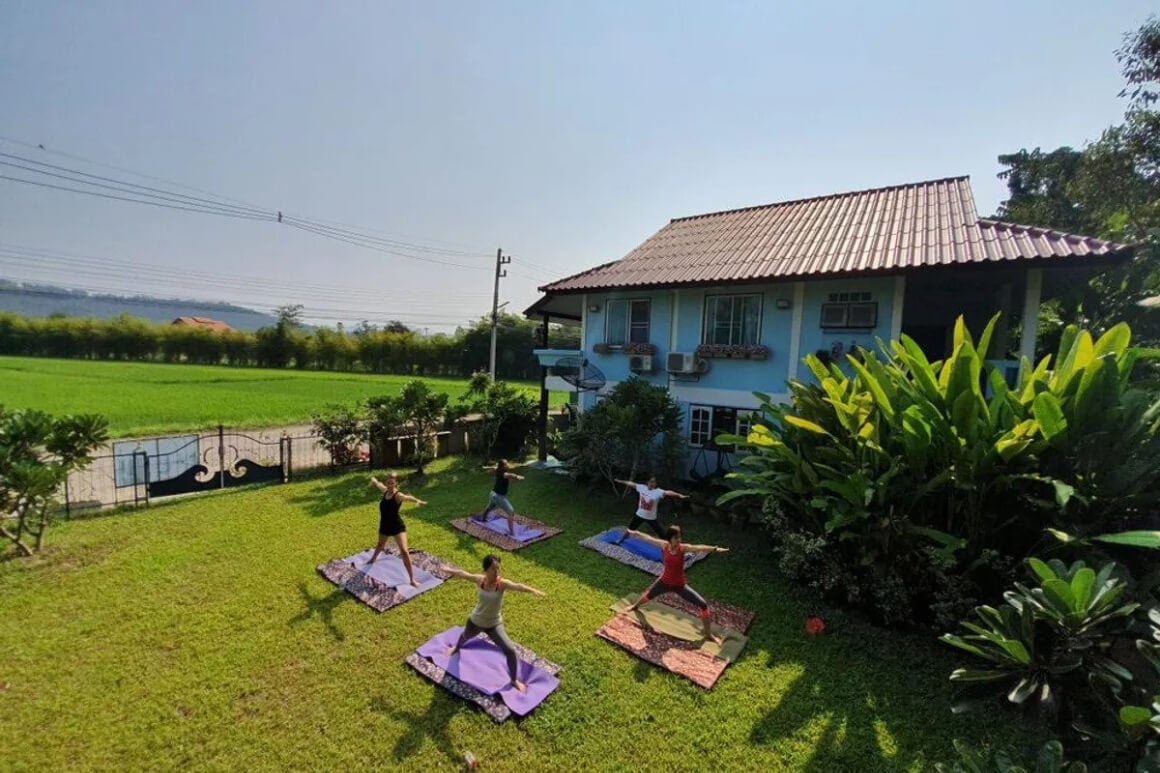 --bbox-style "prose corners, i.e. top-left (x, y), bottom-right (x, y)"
top-left (704, 633), bottom-right (723, 645)
top-left (410, 579), bottom-right (421, 588)
top-left (446, 646), bottom-right (459, 657)
top-left (513, 680), bottom-right (527, 693)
